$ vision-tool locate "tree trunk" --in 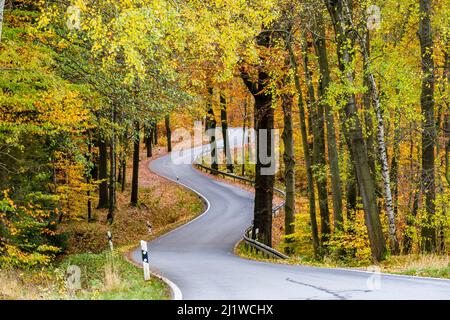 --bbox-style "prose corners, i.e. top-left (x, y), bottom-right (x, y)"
top-left (282, 91), bottom-right (296, 250)
top-left (445, 52), bottom-right (450, 187)
top-left (205, 87), bottom-right (219, 171)
top-left (117, 157), bottom-right (123, 186)
top-left (346, 164), bottom-right (358, 225)
top-left (359, 28), bottom-right (399, 254)
top-left (107, 106), bottom-right (117, 223)
top-left (130, 121), bottom-right (140, 206)
top-left (391, 114), bottom-right (400, 219)
top-left (165, 114), bottom-right (172, 152)
top-left (325, 0), bottom-right (386, 261)
top-left (361, 32), bottom-right (378, 180)
top-left (286, 36), bottom-right (320, 257)
top-left (404, 128), bottom-right (420, 253)
top-left (87, 131), bottom-right (93, 222)
top-left (153, 121), bottom-right (158, 145)
top-left (220, 92), bottom-right (233, 172)
top-left (418, 0), bottom-right (436, 252)
top-left (121, 157), bottom-right (126, 192)
top-left (312, 14), bottom-right (344, 231)
top-left (302, 32), bottom-right (331, 244)
top-left (253, 87), bottom-right (274, 247)
top-left (146, 125), bottom-right (153, 158)
top-left (240, 31), bottom-right (275, 247)
top-left (97, 137), bottom-right (109, 209)
top-left (242, 96), bottom-right (248, 176)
